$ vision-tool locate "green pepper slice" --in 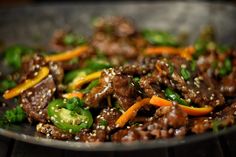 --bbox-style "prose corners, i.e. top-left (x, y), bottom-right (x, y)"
top-left (48, 99), bottom-right (93, 133)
